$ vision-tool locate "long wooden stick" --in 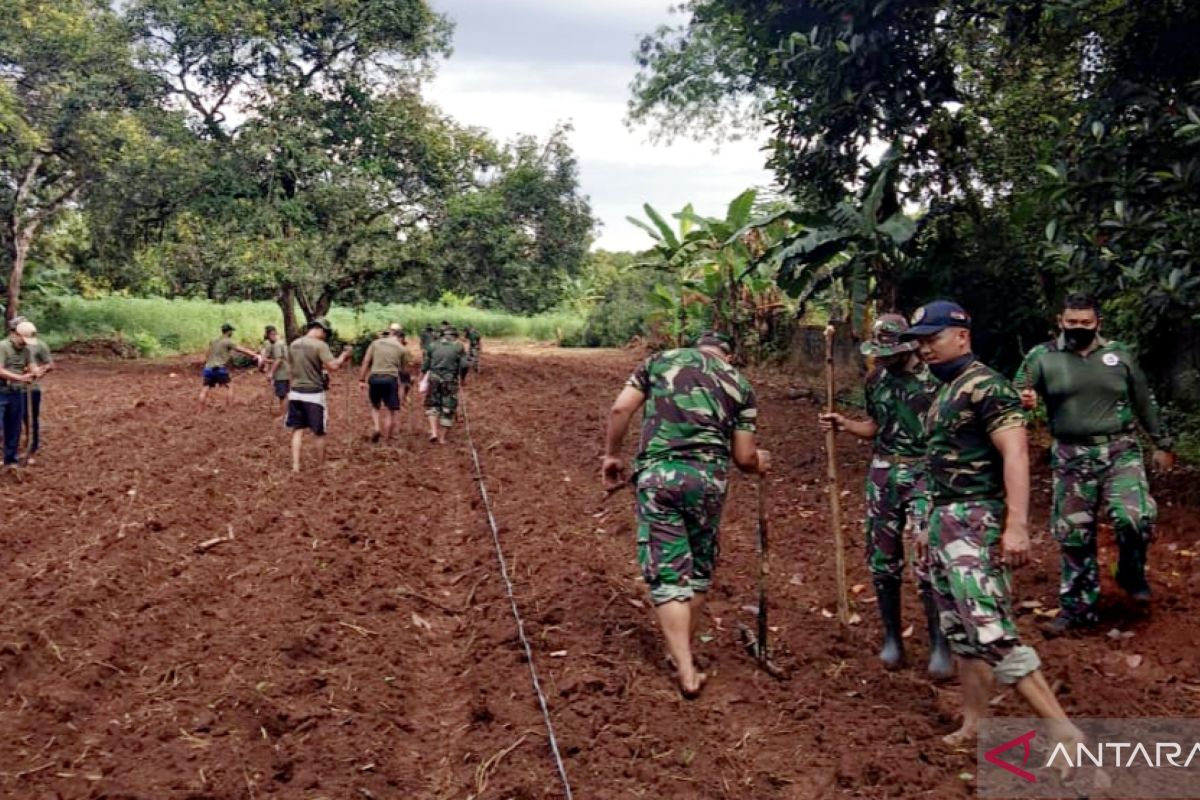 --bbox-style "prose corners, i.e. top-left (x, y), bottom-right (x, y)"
top-left (824, 325), bottom-right (850, 625)
top-left (755, 475), bottom-right (769, 659)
